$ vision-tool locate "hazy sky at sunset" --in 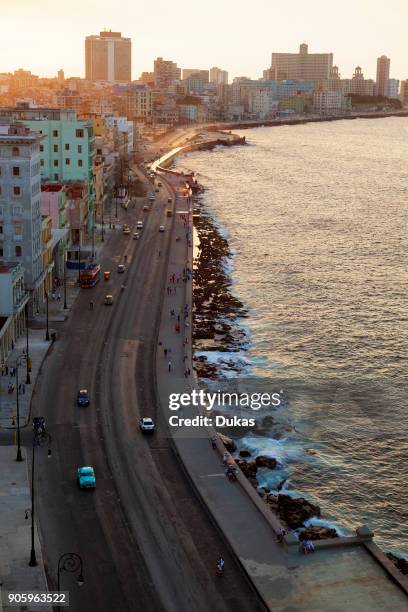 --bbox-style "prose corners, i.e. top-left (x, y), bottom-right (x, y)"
top-left (2, 0), bottom-right (407, 81)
